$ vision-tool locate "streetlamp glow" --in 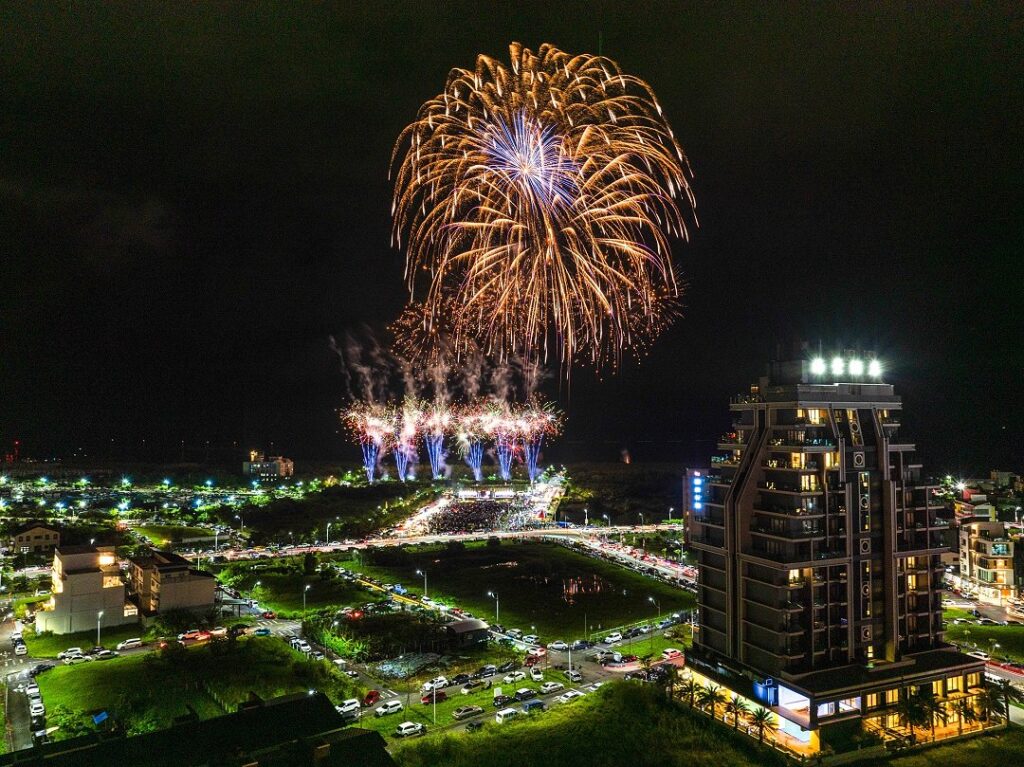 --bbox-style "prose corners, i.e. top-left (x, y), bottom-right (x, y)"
top-left (848, 359), bottom-right (864, 376)
top-left (303, 584), bottom-right (312, 616)
top-left (830, 357), bottom-right (845, 376)
top-left (487, 591), bottom-right (499, 623)
top-left (416, 569), bottom-right (428, 598)
top-left (868, 359), bottom-right (882, 377)
top-left (97, 610), bottom-right (104, 646)
top-left (810, 357), bottom-right (826, 376)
